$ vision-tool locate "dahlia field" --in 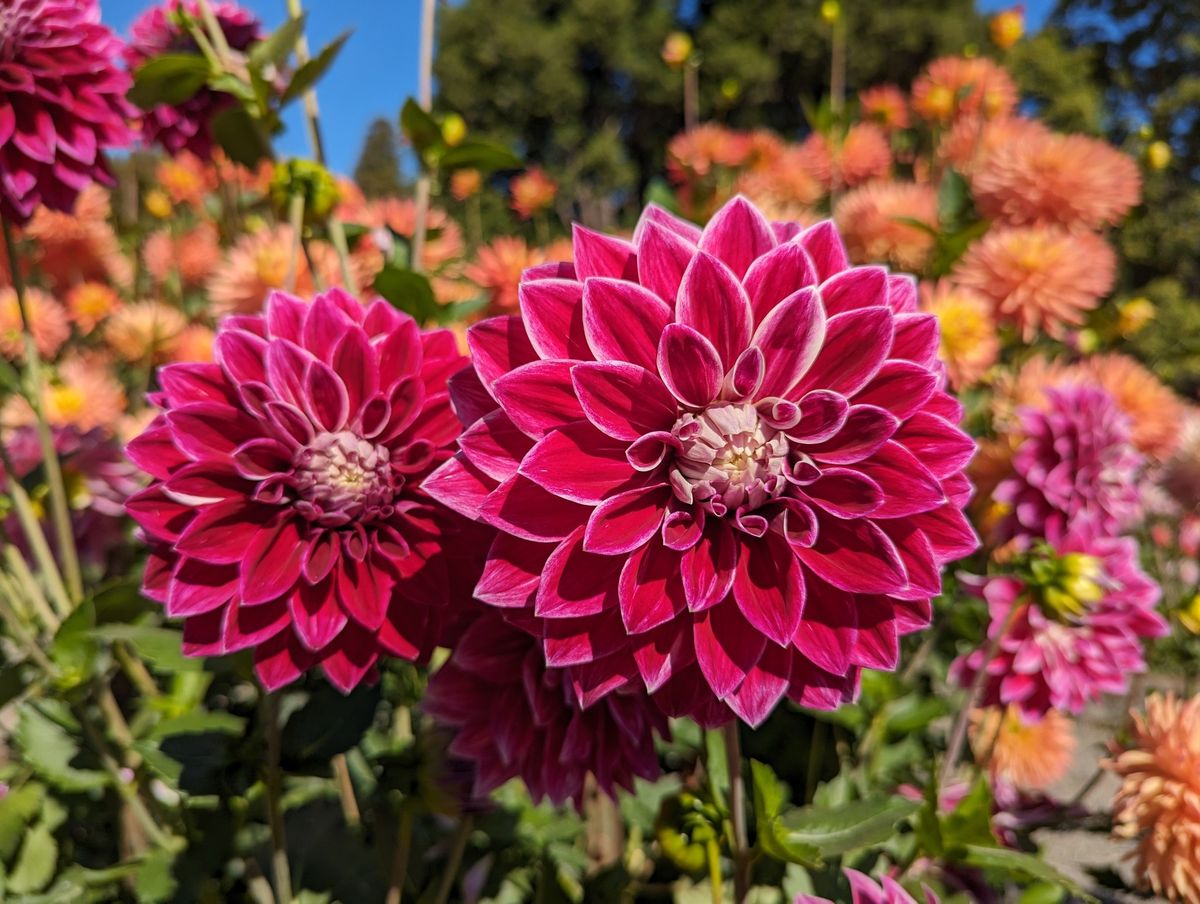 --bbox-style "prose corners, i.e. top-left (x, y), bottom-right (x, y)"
top-left (0, 0), bottom-right (1198, 902)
